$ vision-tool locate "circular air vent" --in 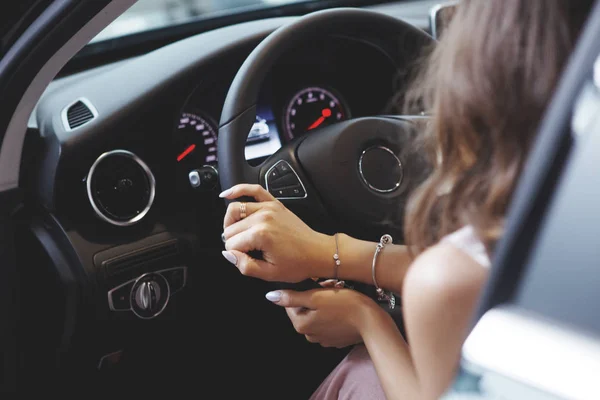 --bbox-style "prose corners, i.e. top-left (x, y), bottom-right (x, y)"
top-left (86, 150), bottom-right (155, 226)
